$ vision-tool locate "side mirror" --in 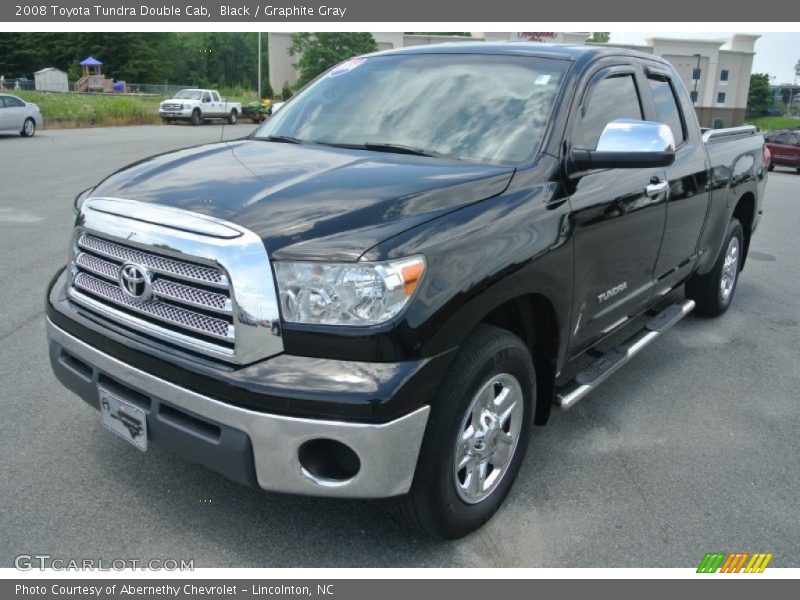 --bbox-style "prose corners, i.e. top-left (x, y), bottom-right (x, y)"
top-left (569, 119), bottom-right (676, 171)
